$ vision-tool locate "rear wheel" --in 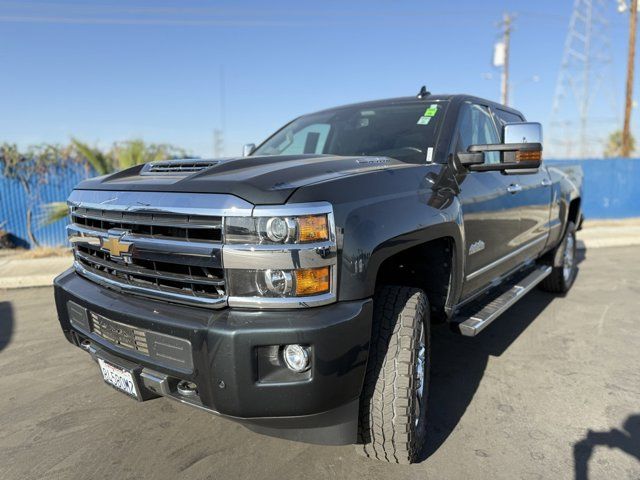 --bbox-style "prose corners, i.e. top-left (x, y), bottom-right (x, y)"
top-left (357, 286), bottom-right (430, 464)
top-left (540, 221), bottom-right (577, 293)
